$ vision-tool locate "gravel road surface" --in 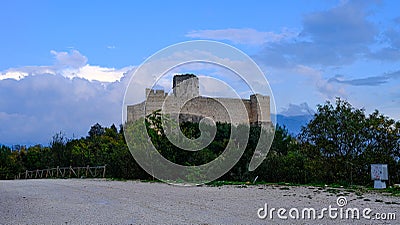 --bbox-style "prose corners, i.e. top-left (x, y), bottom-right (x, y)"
top-left (1, 179), bottom-right (399, 224)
